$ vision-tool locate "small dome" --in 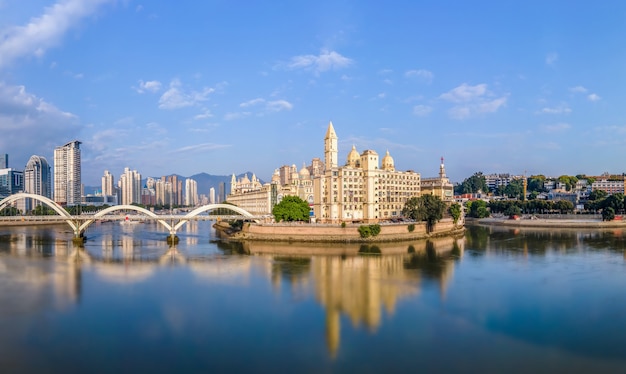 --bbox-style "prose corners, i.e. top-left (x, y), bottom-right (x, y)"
top-left (299, 163), bottom-right (310, 177)
top-left (382, 150), bottom-right (395, 171)
top-left (347, 145), bottom-right (360, 167)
